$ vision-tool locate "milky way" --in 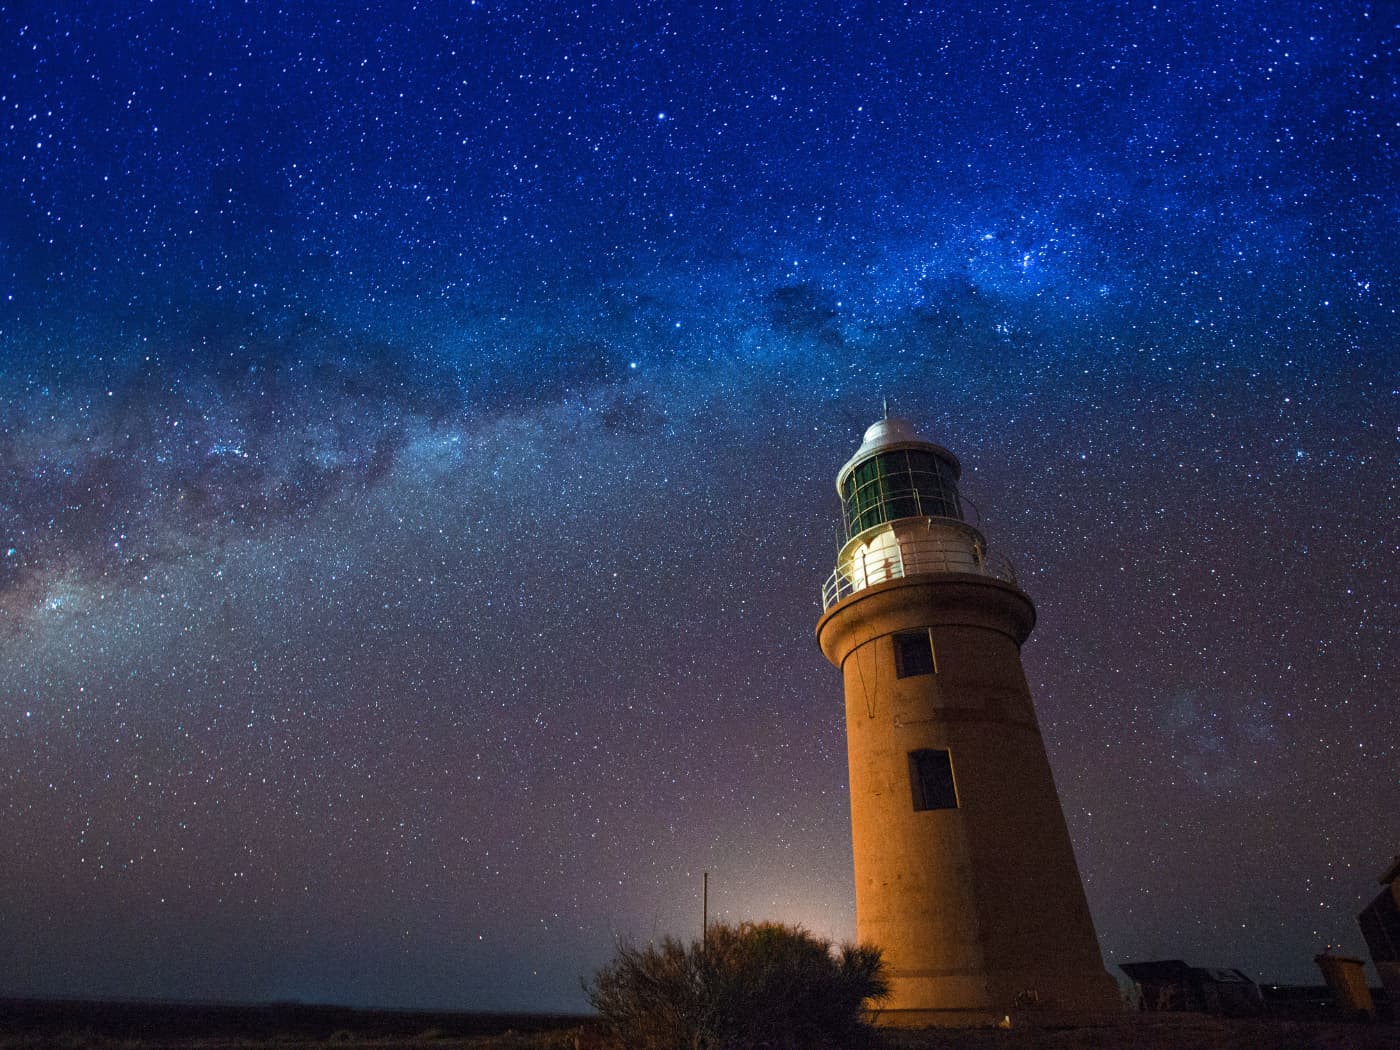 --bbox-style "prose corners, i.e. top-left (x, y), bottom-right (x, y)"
top-left (1, 1), bottom-right (1395, 1011)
